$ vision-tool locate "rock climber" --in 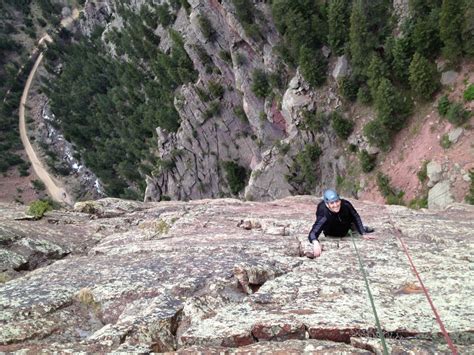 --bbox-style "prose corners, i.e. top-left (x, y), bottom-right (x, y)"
top-left (307, 189), bottom-right (375, 258)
